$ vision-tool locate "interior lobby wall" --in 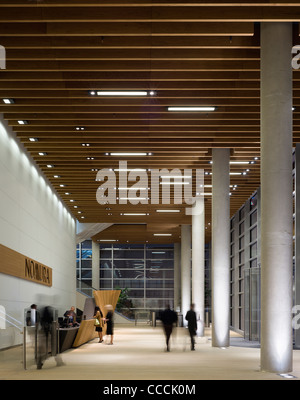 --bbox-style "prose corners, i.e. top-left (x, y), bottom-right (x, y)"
top-left (0, 115), bottom-right (76, 350)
